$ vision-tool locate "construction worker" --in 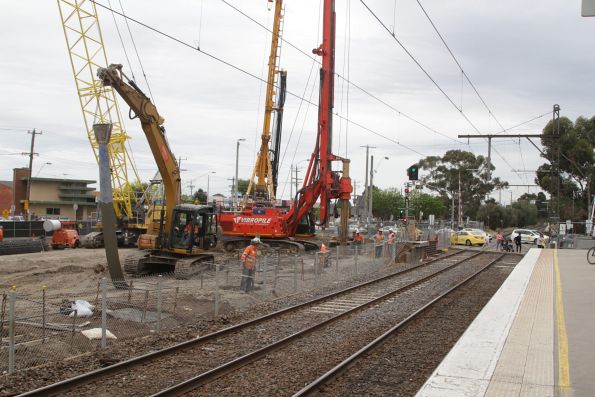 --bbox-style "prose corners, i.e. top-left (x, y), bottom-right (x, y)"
top-left (386, 229), bottom-right (395, 260)
top-left (352, 229), bottom-right (364, 254)
top-left (374, 230), bottom-right (384, 259)
top-left (240, 237), bottom-right (260, 293)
